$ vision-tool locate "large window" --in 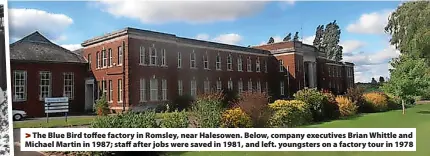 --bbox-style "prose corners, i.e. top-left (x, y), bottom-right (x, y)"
top-left (280, 81), bottom-right (284, 95)
top-left (247, 57), bottom-right (252, 72)
top-left (190, 80), bottom-right (197, 97)
top-left (102, 50), bottom-right (107, 67)
top-left (108, 48), bottom-right (113, 67)
top-left (108, 80), bottom-right (112, 102)
top-left (248, 79), bottom-right (253, 92)
top-left (140, 46), bottom-right (145, 65)
top-left (227, 54), bottom-right (233, 71)
top-left (13, 70), bottom-right (27, 101)
top-left (177, 52), bottom-right (182, 68)
top-left (161, 49), bottom-right (167, 66)
top-left (140, 78), bottom-right (146, 102)
top-left (203, 53), bottom-right (209, 69)
top-left (190, 51), bottom-right (196, 68)
top-left (228, 78), bottom-right (233, 90)
top-left (102, 80), bottom-right (107, 100)
top-left (118, 46), bottom-right (123, 65)
top-left (178, 80), bottom-right (183, 96)
top-left (279, 60), bottom-right (284, 72)
top-left (216, 54), bottom-right (221, 70)
top-left (150, 78), bottom-right (158, 101)
top-left (88, 54), bottom-right (92, 70)
top-left (256, 81), bottom-right (261, 93)
top-left (162, 79), bottom-right (167, 100)
top-left (63, 72), bottom-right (74, 99)
top-left (264, 60), bottom-right (267, 73)
top-left (96, 51), bottom-right (100, 68)
top-left (118, 79), bottom-right (123, 102)
top-left (204, 79), bottom-right (210, 93)
top-left (216, 79), bottom-right (222, 91)
top-left (238, 79), bottom-right (243, 94)
top-left (39, 71), bottom-right (51, 100)
top-left (150, 47), bottom-right (157, 65)
top-left (237, 56), bottom-right (243, 71)
top-left (256, 57), bottom-right (260, 72)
